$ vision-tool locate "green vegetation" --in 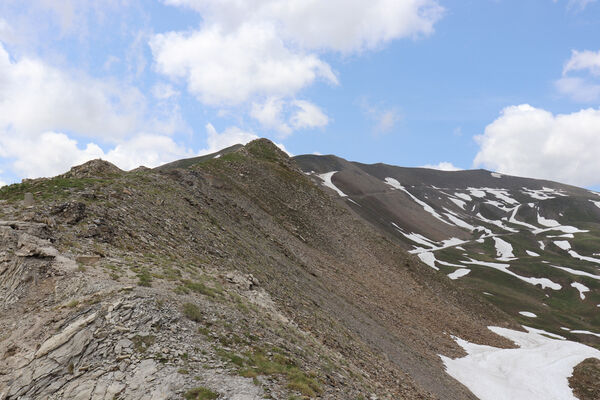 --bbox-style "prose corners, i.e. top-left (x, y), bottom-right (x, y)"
top-left (183, 386), bottom-right (219, 400)
top-left (137, 268), bottom-right (153, 287)
top-left (0, 177), bottom-right (101, 202)
top-left (216, 346), bottom-right (322, 397)
top-left (183, 302), bottom-right (203, 322)
top-left (131, 335), bottom-right (155, 353)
